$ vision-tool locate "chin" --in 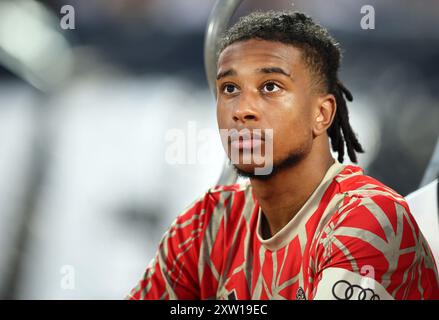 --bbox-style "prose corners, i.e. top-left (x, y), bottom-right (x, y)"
top-left (232, 162), bottom-right (274, 179)
top-left (233, 163), bottom-right (257, 174)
